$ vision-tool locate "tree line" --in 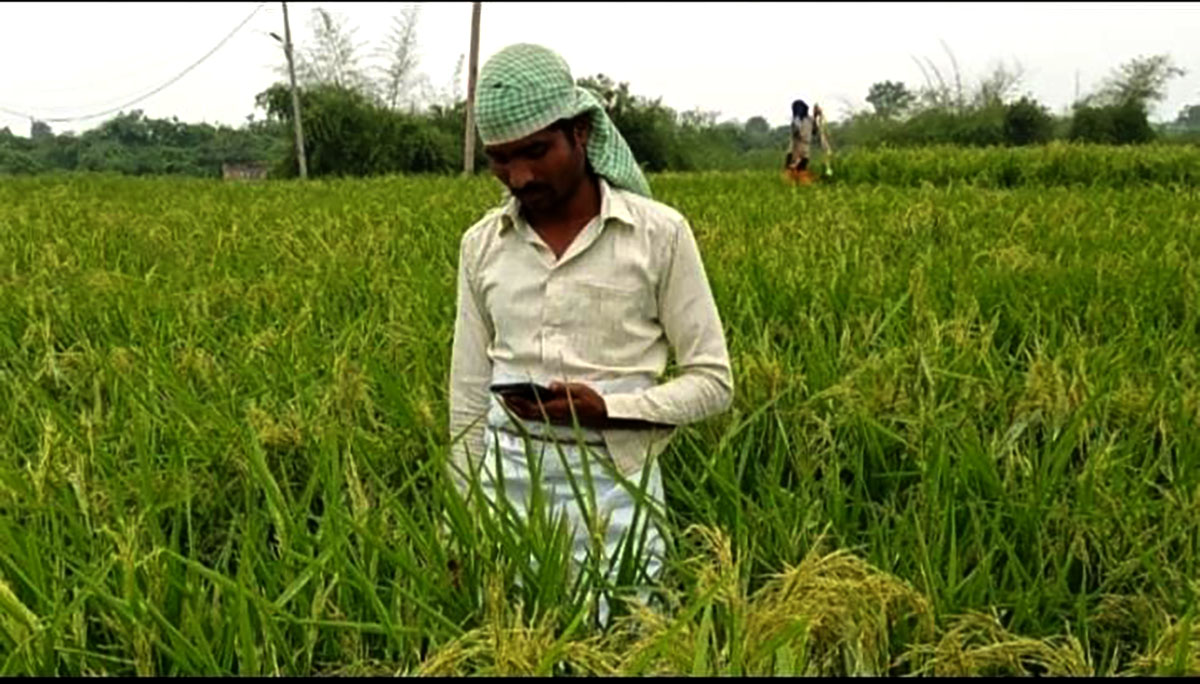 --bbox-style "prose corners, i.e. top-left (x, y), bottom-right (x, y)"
top-left (1, 6), bottom-right (1196, 179)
